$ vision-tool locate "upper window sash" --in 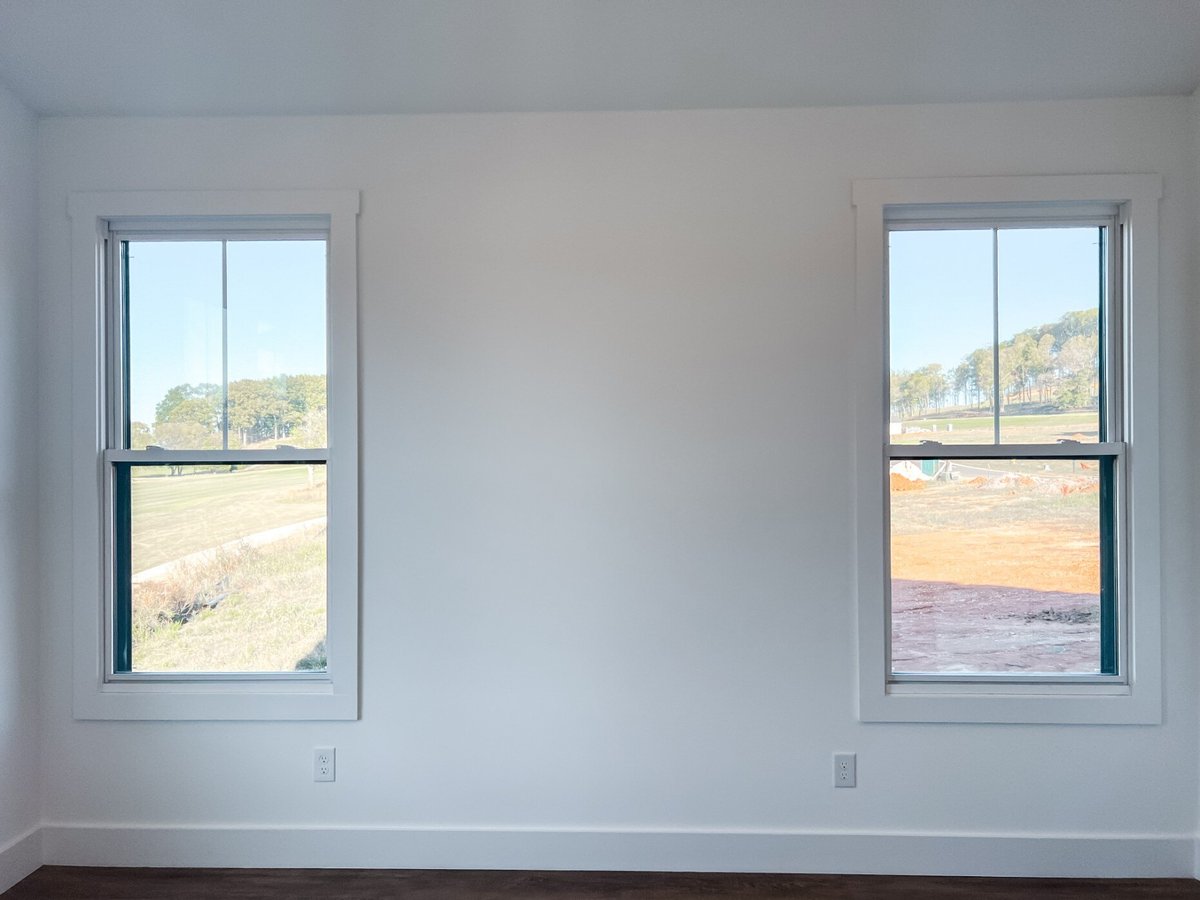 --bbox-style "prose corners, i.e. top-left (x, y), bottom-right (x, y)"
top-left (885, 201), bottom-right (1121, 224)
top-left (109, 230), bottom-right (328, 243)
top-left (104, 214), bottom-right (330, 235)
top-left (884, 215), bottom-right (1121, 447)
top-left (103, 225), bottom-right (332, 454)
